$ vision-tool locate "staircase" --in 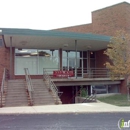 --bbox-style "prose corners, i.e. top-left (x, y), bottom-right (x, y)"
top-left (5, 79), bottom-right (28, 107)
top-left (32, 79), bottom-right (57, 106)
top-left (4, 79), bottom-right (61, 107)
